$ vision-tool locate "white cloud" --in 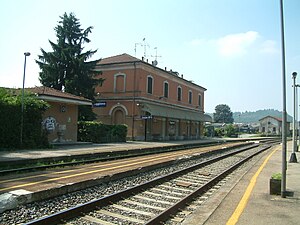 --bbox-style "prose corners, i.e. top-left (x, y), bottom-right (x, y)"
top-left (188, 31), bottom-right (277, 58)
top-left (217, 31), bottom-right (259, 57)
top-left (259, 40), bottom-right (279, 54)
